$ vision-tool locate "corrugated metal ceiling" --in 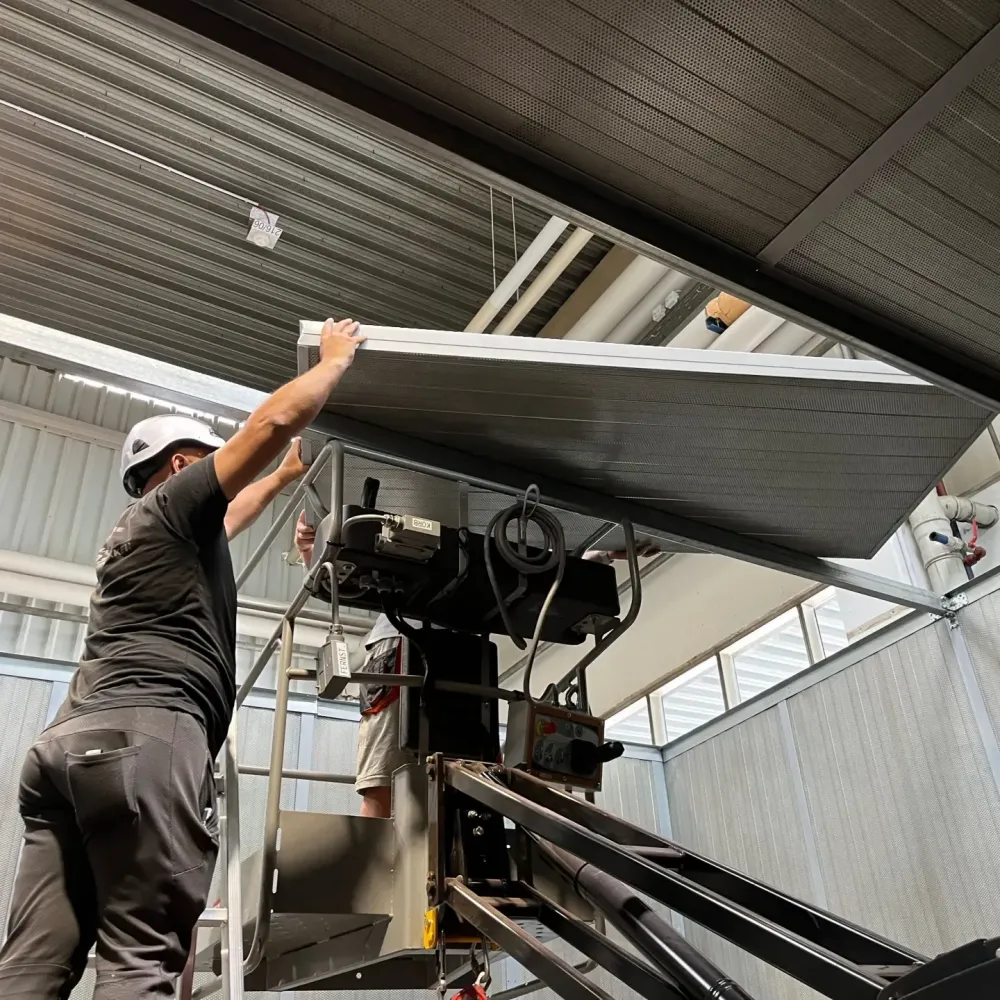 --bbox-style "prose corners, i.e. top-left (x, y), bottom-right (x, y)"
top-left (0, 0), bottom-right (608, 390)
top-left (209, 0), bottom-right (998, 251)
top-left (781, 58), bottom-right (1000, 375)
top-left (121, 0), bottom-right (1000, 407)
